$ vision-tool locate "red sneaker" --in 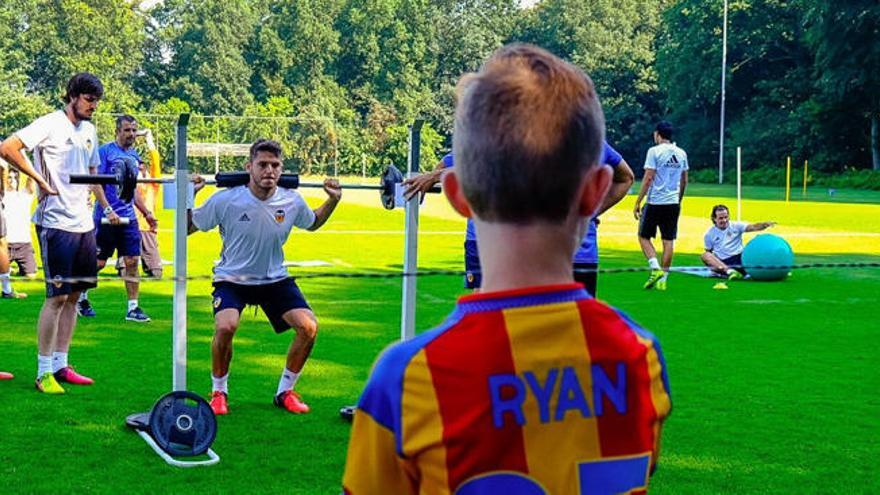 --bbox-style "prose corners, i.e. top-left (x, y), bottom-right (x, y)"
top-left (53, 366), bottom-right (94, 385)
top-left (0, 371), bottom-right (13, 380)
top-left (274, 390), bottom-right (310, 414)
top-left (210, 391), bottom-right (228, 415)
